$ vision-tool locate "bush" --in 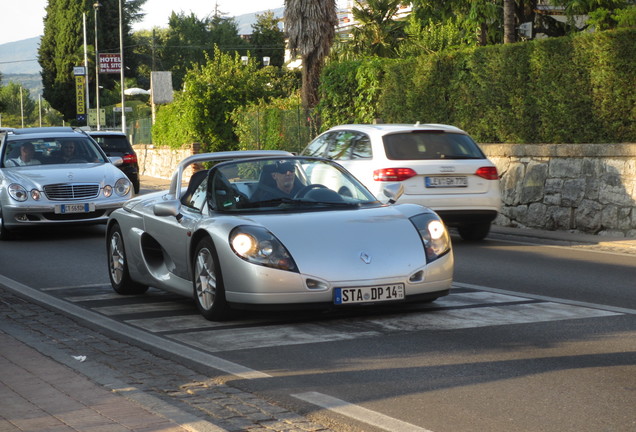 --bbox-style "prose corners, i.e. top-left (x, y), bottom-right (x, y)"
top-left (319, 28), bottom-right (635, 143)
